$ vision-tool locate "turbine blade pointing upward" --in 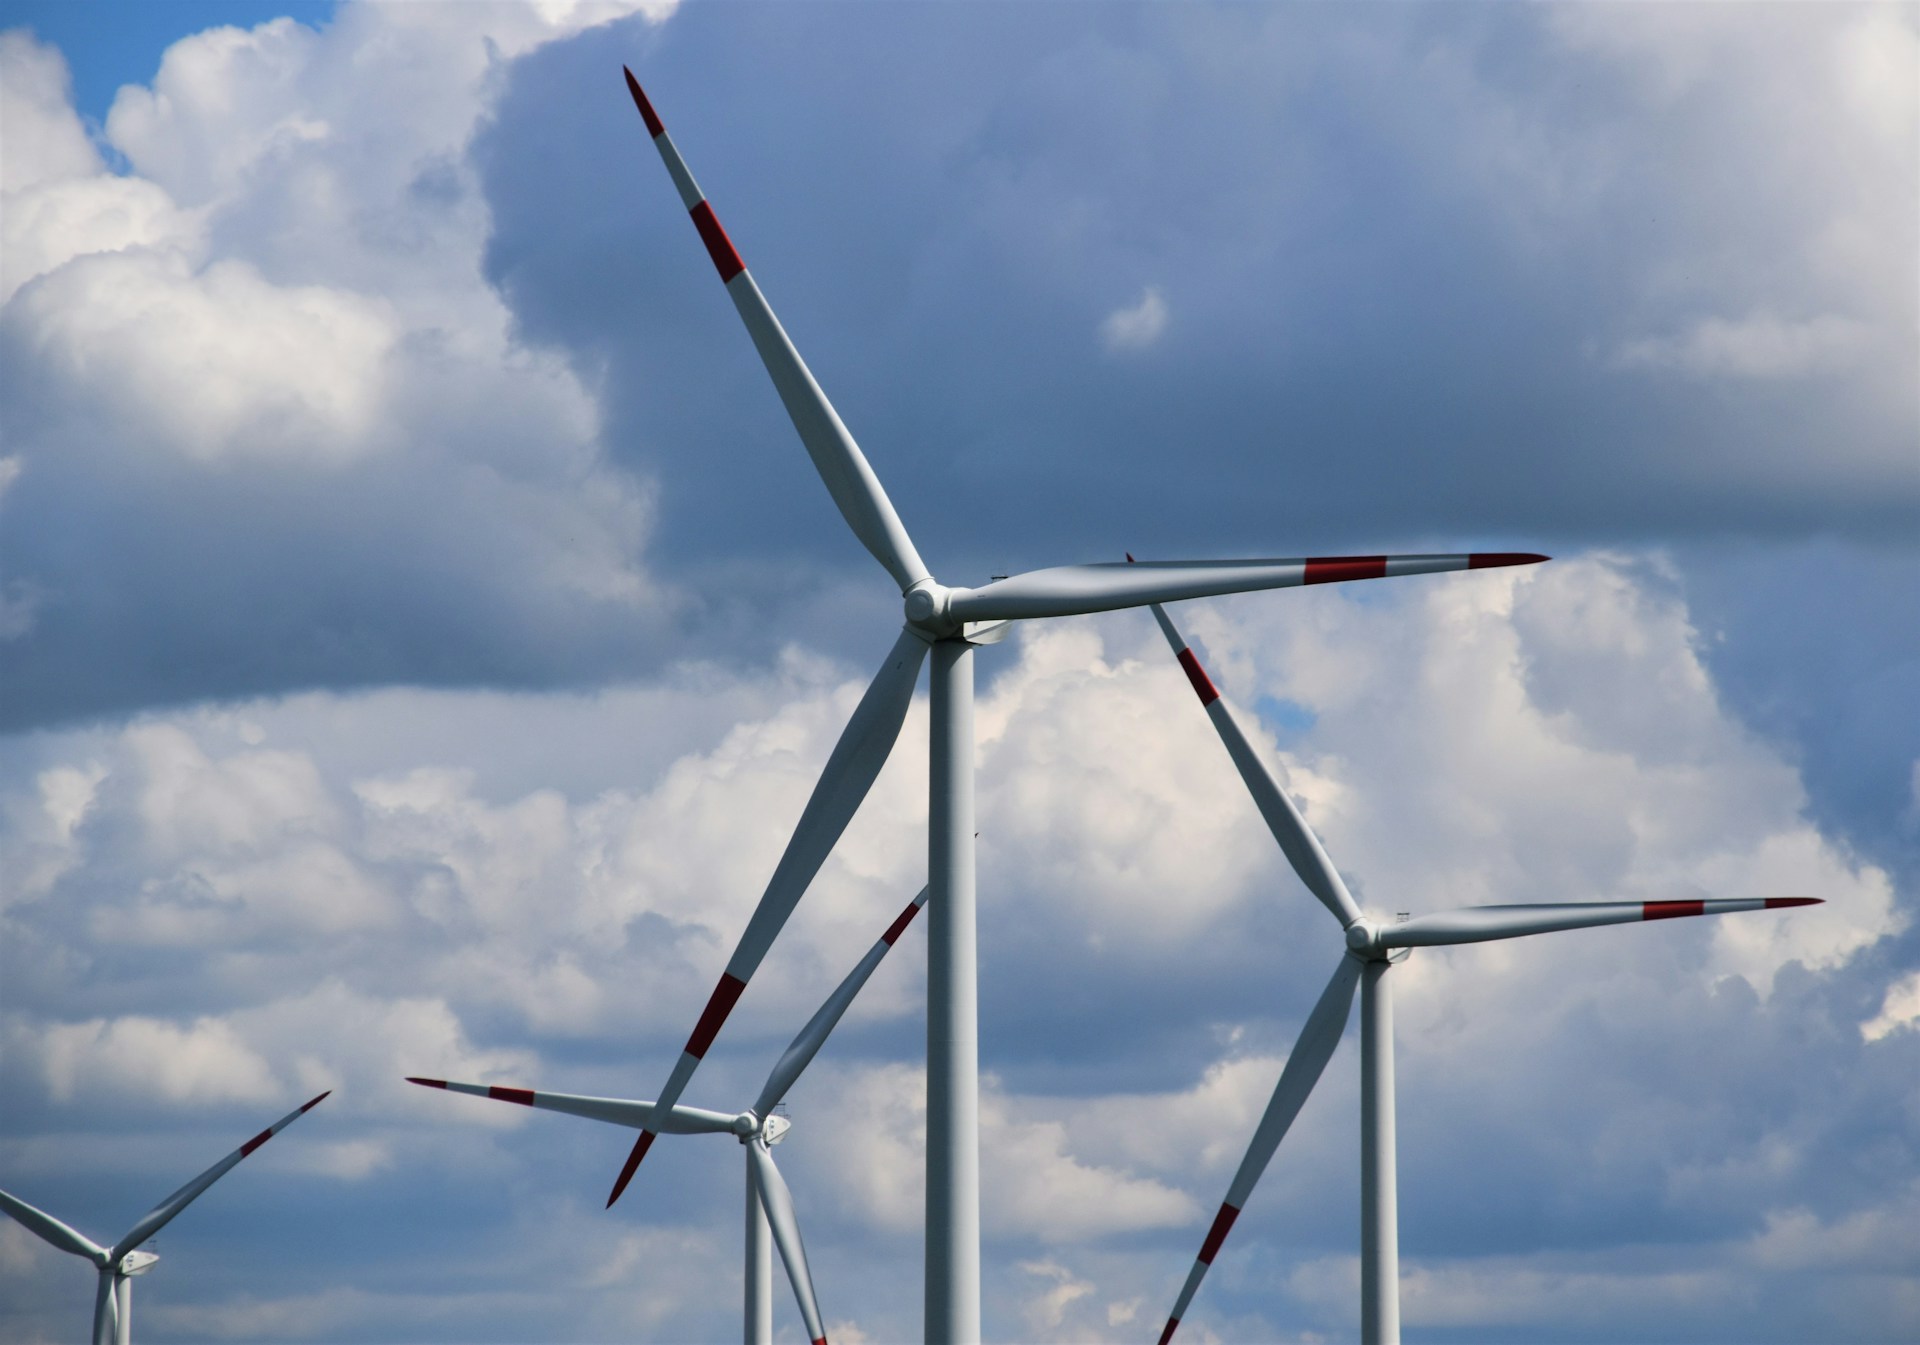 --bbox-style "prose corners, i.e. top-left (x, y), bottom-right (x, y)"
top-left (1149, 600), bottom-right (1364, 929)
top-left (622, 68), bottom-right (929, 594)
top-left (110, 1092), bottom-right (329, 1260)
top-left (609, 628), bottom-right (928, 1206)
